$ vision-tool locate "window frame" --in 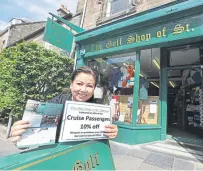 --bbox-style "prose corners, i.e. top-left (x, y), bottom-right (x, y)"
top-left (106, 0), bottom-right (131, 17)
